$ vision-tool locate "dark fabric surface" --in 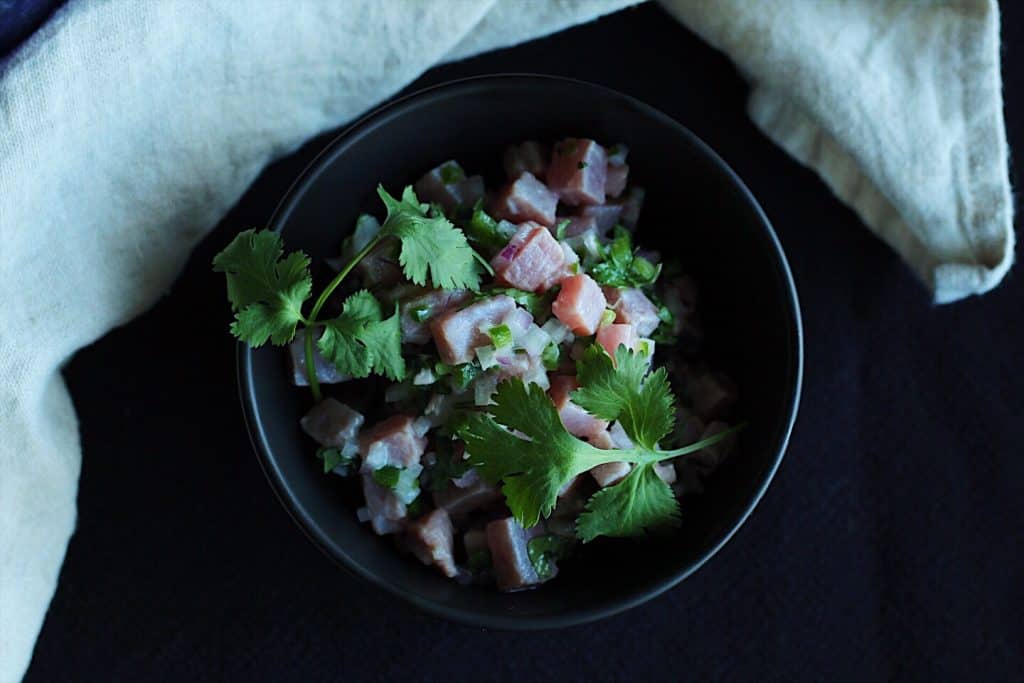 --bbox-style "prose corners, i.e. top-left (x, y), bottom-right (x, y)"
top-left (0, 0), bottom-right (63, 62)
top-left (17, 4), bottom-right (1023, 682)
